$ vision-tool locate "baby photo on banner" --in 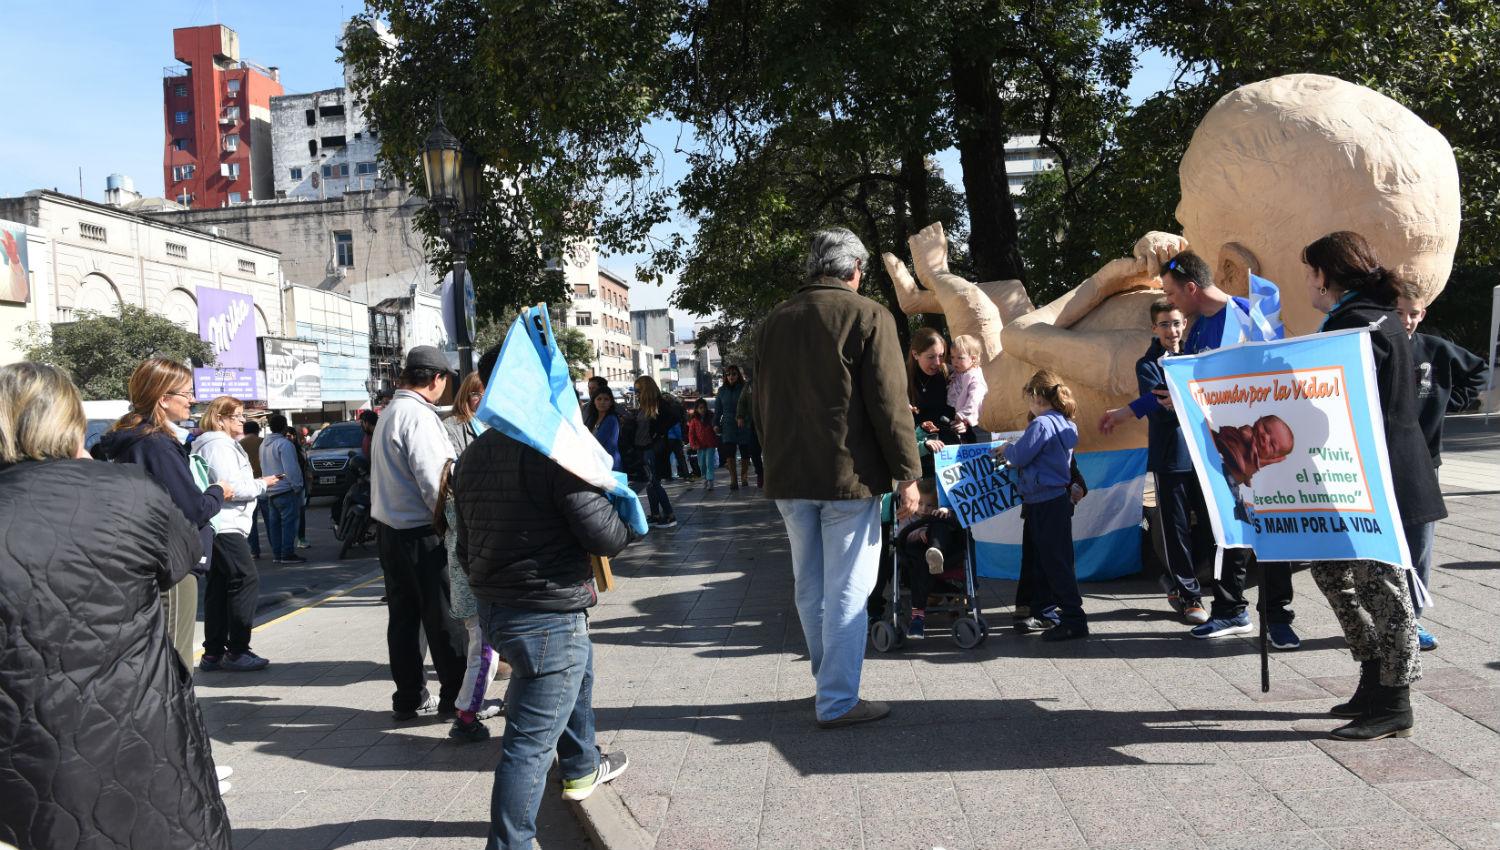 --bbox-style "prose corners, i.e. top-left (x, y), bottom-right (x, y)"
top-left (1160, 326), bottom-right (1410, 568)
